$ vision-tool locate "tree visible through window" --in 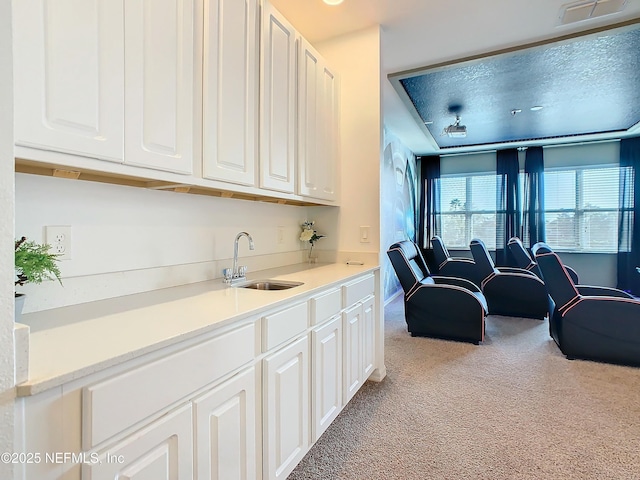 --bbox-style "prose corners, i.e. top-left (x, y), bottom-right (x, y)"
top-left (437, 165), bottom-right (625, 253)
top-left (439, 174), bottom-right (497, 249)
